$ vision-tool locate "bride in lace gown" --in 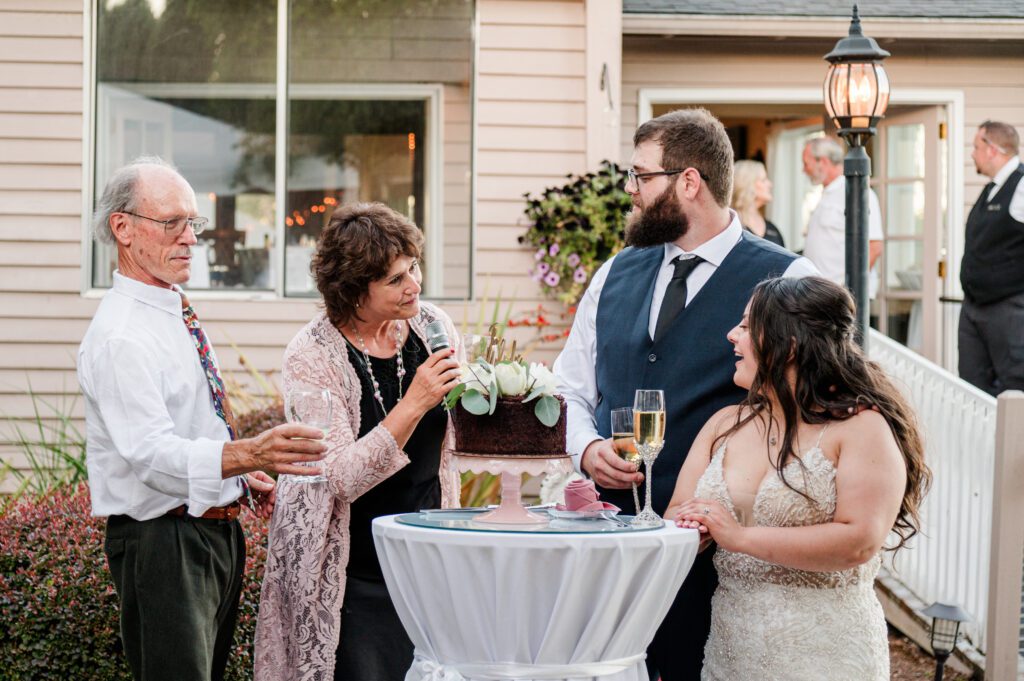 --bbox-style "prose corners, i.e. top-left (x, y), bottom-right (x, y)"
top-left (665, 277), bottom-right (931, 681)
